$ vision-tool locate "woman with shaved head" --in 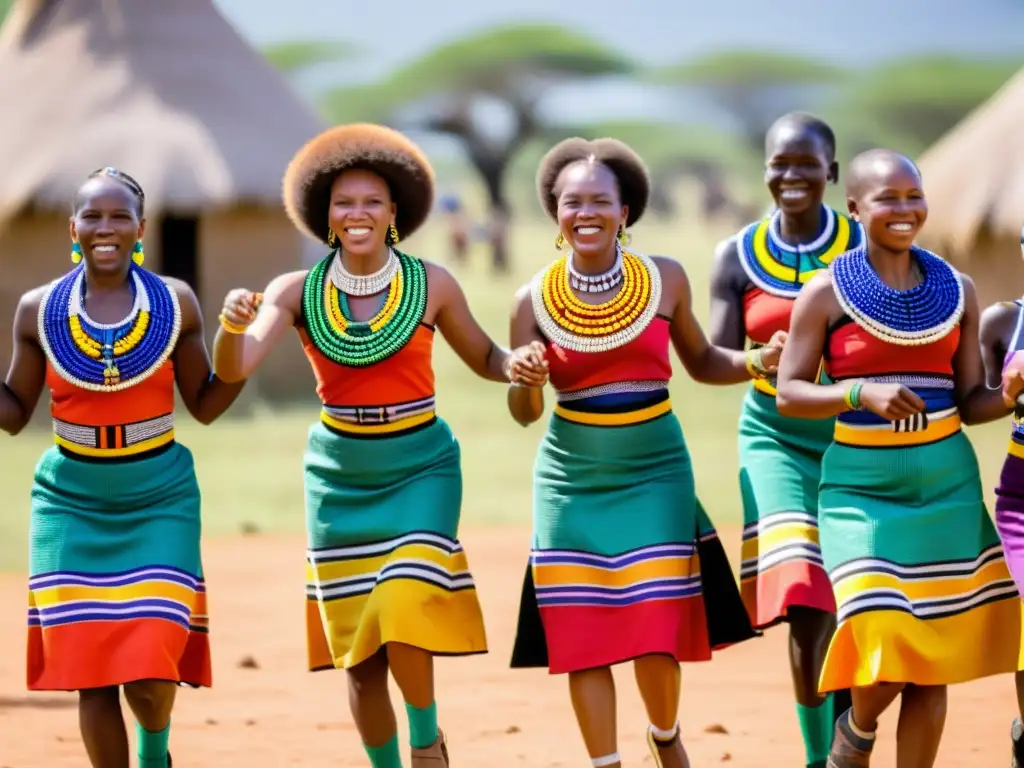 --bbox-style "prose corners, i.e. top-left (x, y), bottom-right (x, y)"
top-left (776, 148), bottom-right (1022, 766)
top-left (212, 123), bottom-right (547, 768)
